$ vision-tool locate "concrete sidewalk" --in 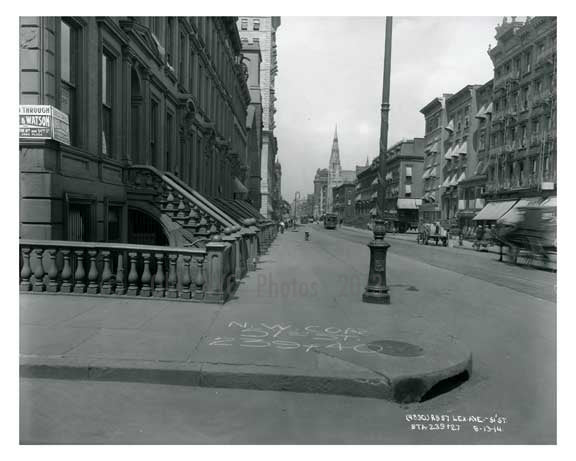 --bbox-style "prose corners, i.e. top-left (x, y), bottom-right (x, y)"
top-left (20, 229), bottom-right (478, 403)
